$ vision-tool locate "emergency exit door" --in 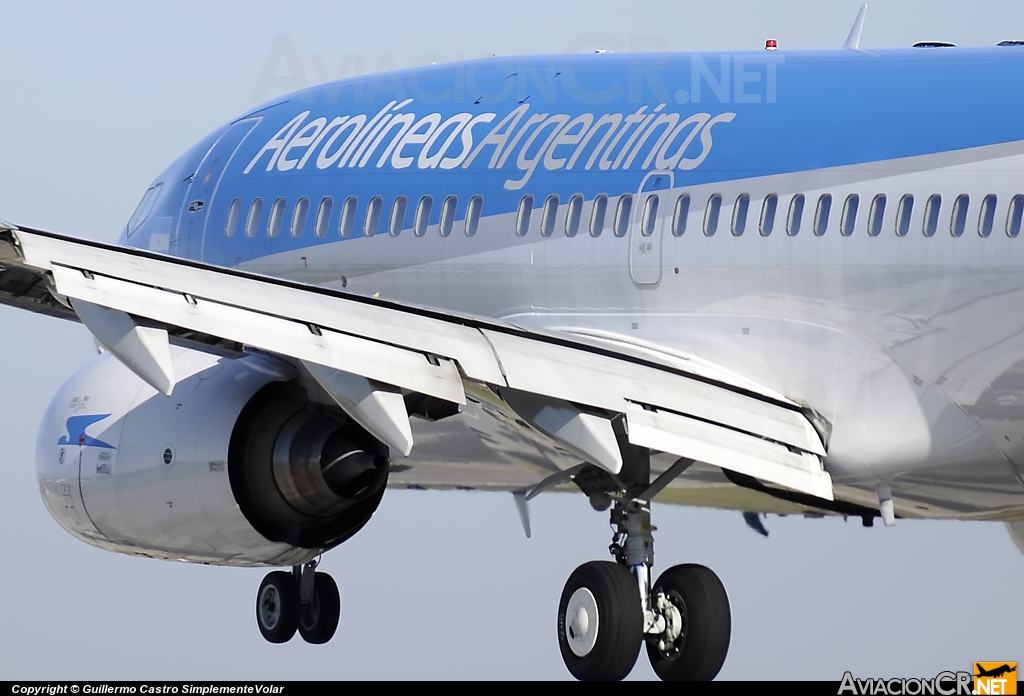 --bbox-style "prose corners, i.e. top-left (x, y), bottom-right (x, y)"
top-left (629, 170), bottom-right (673, 285)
